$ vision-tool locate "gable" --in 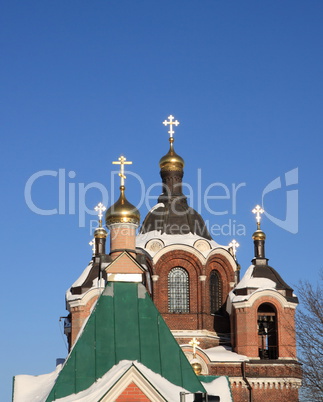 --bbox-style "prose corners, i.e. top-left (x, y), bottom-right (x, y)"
top-left (106, 251), bottom-right (145, 274)
top-left (101, 365), bottom-right (165, 402)
top-left (46, 282), bottom-right (205, 401)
